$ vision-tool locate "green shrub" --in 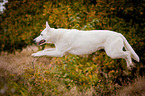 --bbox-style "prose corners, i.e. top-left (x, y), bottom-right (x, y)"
top-left (51, 52), bottom-right (133, 95)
